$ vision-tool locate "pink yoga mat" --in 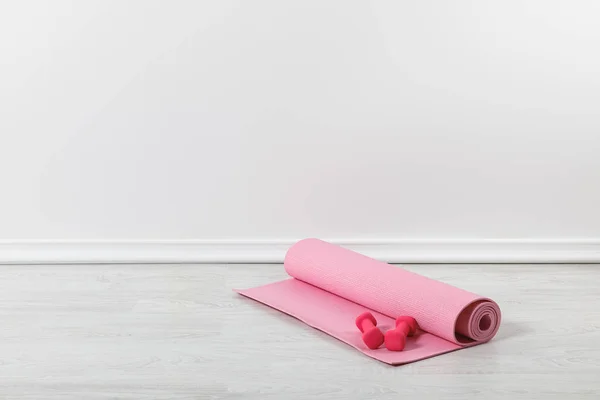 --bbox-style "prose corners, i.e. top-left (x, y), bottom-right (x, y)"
top-left (236, 238), bottom-right (501, 365)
